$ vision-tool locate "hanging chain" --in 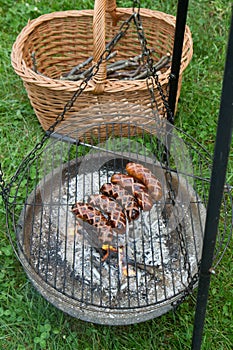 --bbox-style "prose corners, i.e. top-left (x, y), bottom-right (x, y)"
top-left (132, 1), bottom-right (197, 304)
top-left (132, 2), bottom-right (173, 120)
top-left (1, 12), bottom-right (136, 201)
